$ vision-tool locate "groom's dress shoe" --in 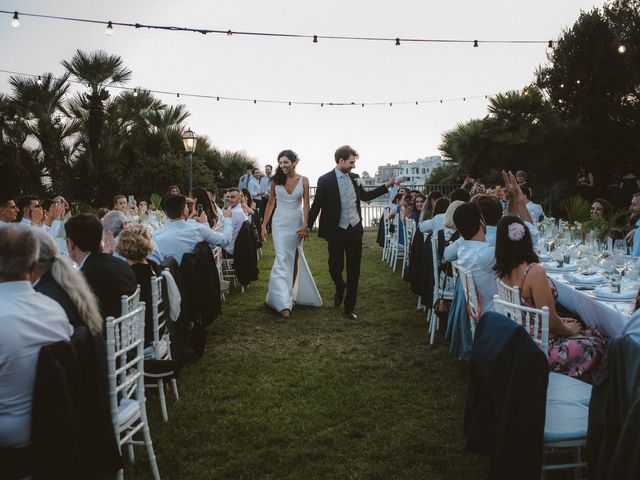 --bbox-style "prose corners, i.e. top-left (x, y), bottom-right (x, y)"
top-left (344, 310), bottom-right (358, 321)
top-left (334, 284), bottom-right (346, 308)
